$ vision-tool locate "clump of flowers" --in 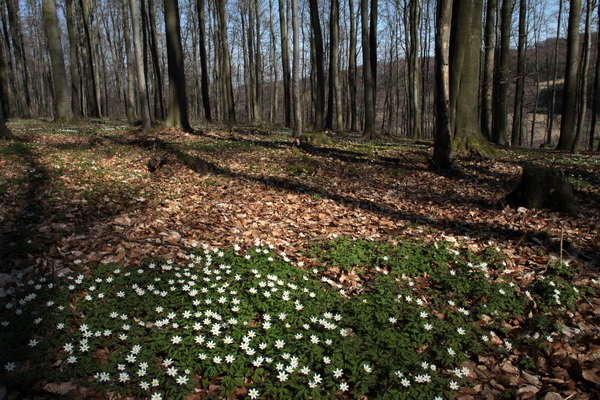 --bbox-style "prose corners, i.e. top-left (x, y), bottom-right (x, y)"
top-left (0, 240), bottom-right (585, 399)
